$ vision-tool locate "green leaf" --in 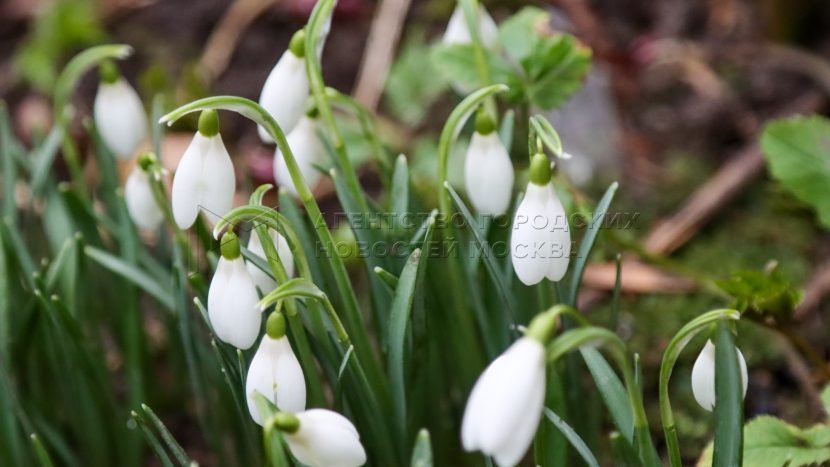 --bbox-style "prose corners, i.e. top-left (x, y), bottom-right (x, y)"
top-left (524, 34), bottom-right (592, 110)
top-left (761, 115), bottom-right (830, 229)
top-left (582, 347), bottom-right (635, 443)
top-left (543, 408), bottom-right (600, 467)
top-left (712, 323), bottom-right (744, 467)
top-left (821, 383), bottom-right (830, 415)
top-left (568, 182), bottom-right (618, 305)
top-left (715, 268), bottom-right (802, 322)
top-left (410, 429), bottom-right (433, 467)
top-left (29, 127), bottom-right (63, 196)
top-left (84, 246), bottom-right (175, 310)
top-left (391, 154), bottom-right (410, 234)
top-left (431, 44), bottom-right (516, 92)
top-left (386, 32), bottom-right (448, 125)
top-left (138, 404), bottom-right (191, 467)
top-left (498, 7), bottom-right (550, 63)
